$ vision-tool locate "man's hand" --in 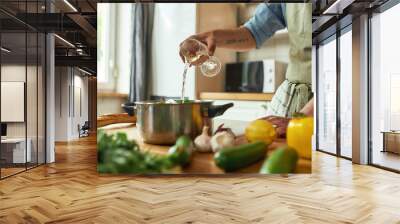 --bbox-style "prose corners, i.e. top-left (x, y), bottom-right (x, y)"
top-left (261, 116), bottom-right (291, 137)
top-left (261, 99), bottom-right (314, 137)
top-left (179, 27), bottom-right (256, 66)
top-left (179, 32), bottom-right (216, 66)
